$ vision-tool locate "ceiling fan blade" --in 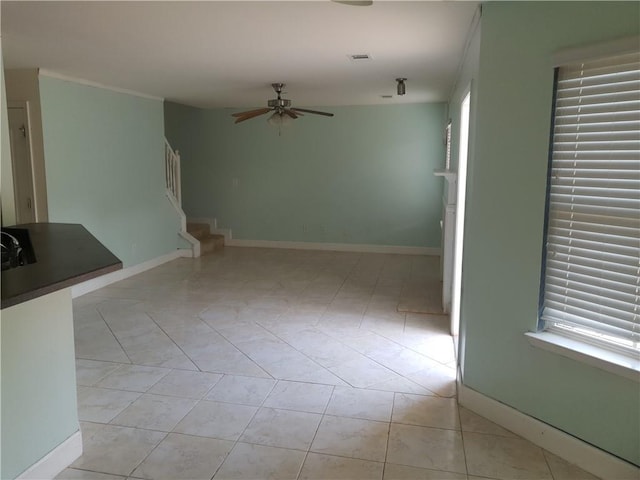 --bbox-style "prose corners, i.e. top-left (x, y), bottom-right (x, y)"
top-left (234, 108), bottom-right (272, 124)
top-left (232, 108), bottom-right (271, 118)
top-left (291, 108), bottom-right (334, 117)
top-left (284, 109), bottom-right (299, 119)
